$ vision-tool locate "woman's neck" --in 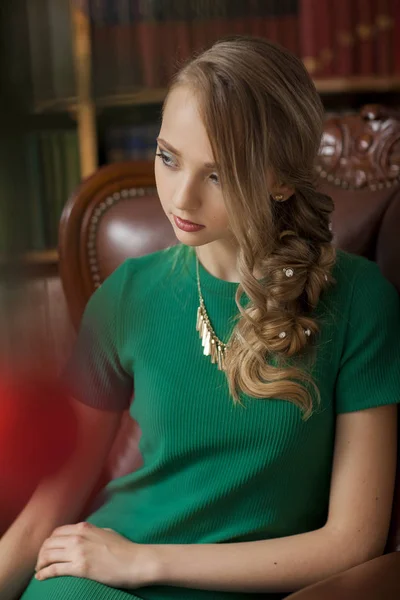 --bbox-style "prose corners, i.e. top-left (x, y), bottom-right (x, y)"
top-left (195, 240), bottom-right (265, 283)
top-left (195, 240), bottom-right (240, 283)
